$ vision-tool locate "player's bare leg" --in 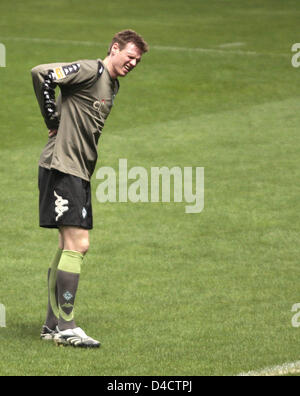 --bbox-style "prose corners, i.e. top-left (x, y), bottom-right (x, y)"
top-left (60, 226), bottom-right (89, 255)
